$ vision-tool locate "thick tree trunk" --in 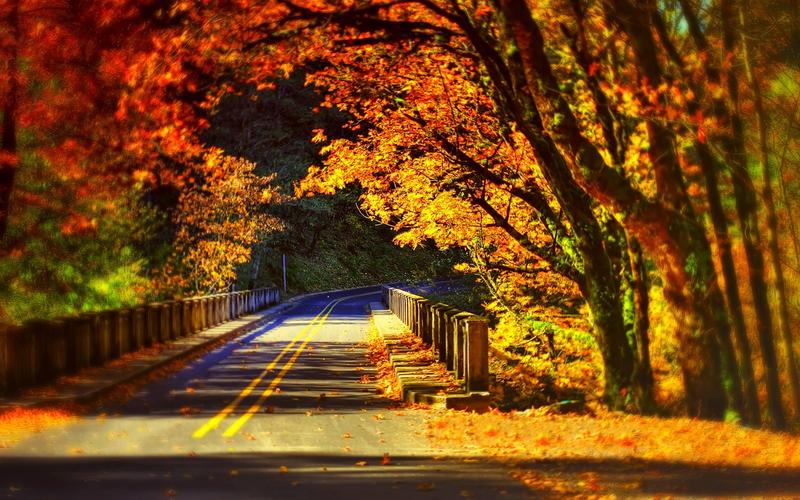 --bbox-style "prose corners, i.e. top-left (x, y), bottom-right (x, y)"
top-left (577, 225), bottom-right (634, 410)
top-left (738, 3), bottom-right (800, 420)
top-left (604, 219), bottom-right (655, 411)
top-left (652, 2), bottom-right (760, 423)
top-left (610, 0), bottom-right (746, 420)
top-left (472, 191), bottom-right (634, 410)
top-left (0, 0), bottom-right (19, 242)
top-left (496, 0), bottom-right (732, 419)
top-left (627, 238), bottom-right (655, 413)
